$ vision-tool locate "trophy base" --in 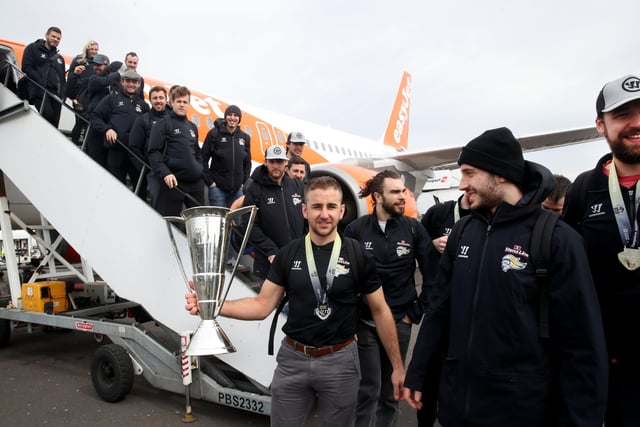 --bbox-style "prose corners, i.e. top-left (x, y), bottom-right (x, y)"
top-left (186, 319), bottom-right (237, 356)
